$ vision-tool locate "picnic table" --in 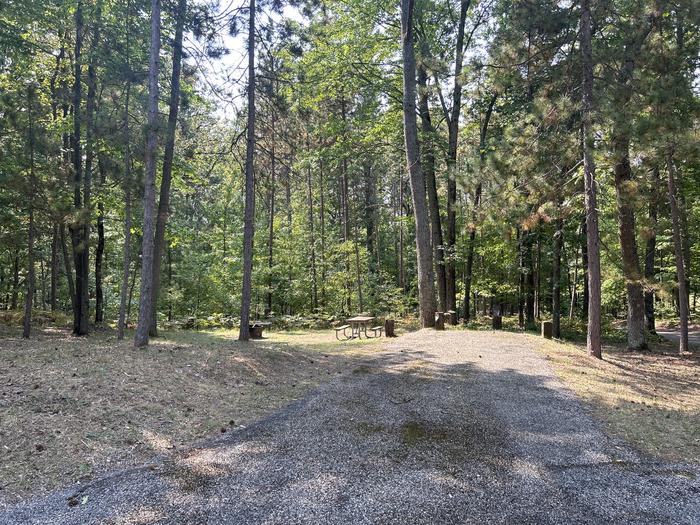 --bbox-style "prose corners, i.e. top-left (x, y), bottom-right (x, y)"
top-left (249, 321), bottom-right (271, 339)
top-left (346, 316), bottom-right (375, 339)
